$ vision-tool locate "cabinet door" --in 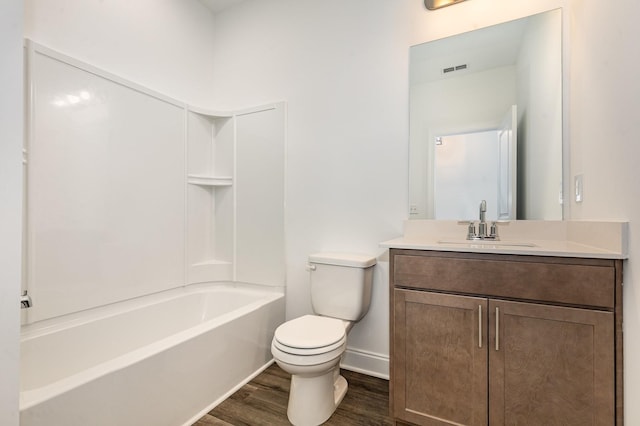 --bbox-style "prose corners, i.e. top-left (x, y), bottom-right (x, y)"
top-left (489, 300), bottom-right (614, 425)
top-left (393, 289), bottom-right (488, 425)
